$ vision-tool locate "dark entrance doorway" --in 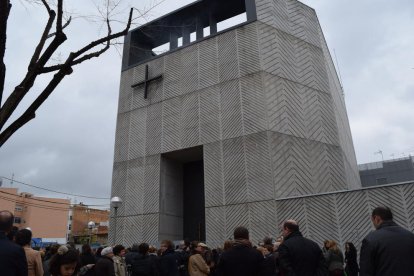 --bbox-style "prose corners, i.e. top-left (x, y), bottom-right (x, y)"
top-left (159, 146), bottom-right (205, 242)
top-left (183, 160), bottom-right (205, 241)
